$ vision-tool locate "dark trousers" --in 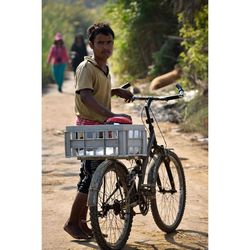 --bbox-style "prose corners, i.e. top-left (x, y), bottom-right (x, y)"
top-left (77, 160), bottom-right (103, 194)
